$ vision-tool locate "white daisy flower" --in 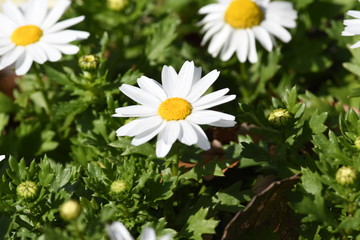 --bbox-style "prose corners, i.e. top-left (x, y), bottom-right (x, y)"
top-left (0, 0), bottom-right (59, 8)
top-left (198, 0), bottom-right (297, 63)
top-left (0, 155), bottom-right (5, 161)
top-left (107, 222), bottom-right (172, 240)
top-left (113, 61), bottom-right (236, 158)
top-left (0, 0), bottom-right (90, 75)
top-left (342, 8), bottom-right (360, 49)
